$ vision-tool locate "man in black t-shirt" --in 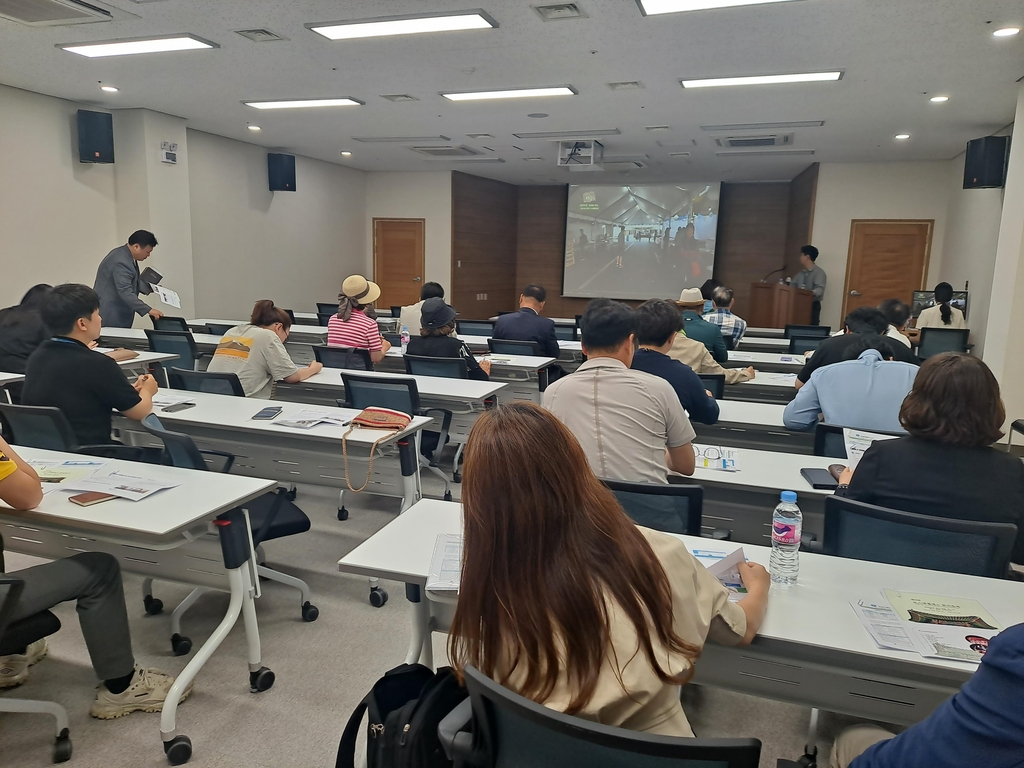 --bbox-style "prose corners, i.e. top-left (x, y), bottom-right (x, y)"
top-left (21, 284), bottom-right (158, 446)
top-left (795, 306), bottom-right (917, 389)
